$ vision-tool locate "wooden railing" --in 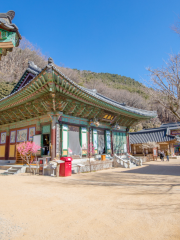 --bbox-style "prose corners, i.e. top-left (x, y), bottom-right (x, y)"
top-left (16, 149), bottom-right (24, 164)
